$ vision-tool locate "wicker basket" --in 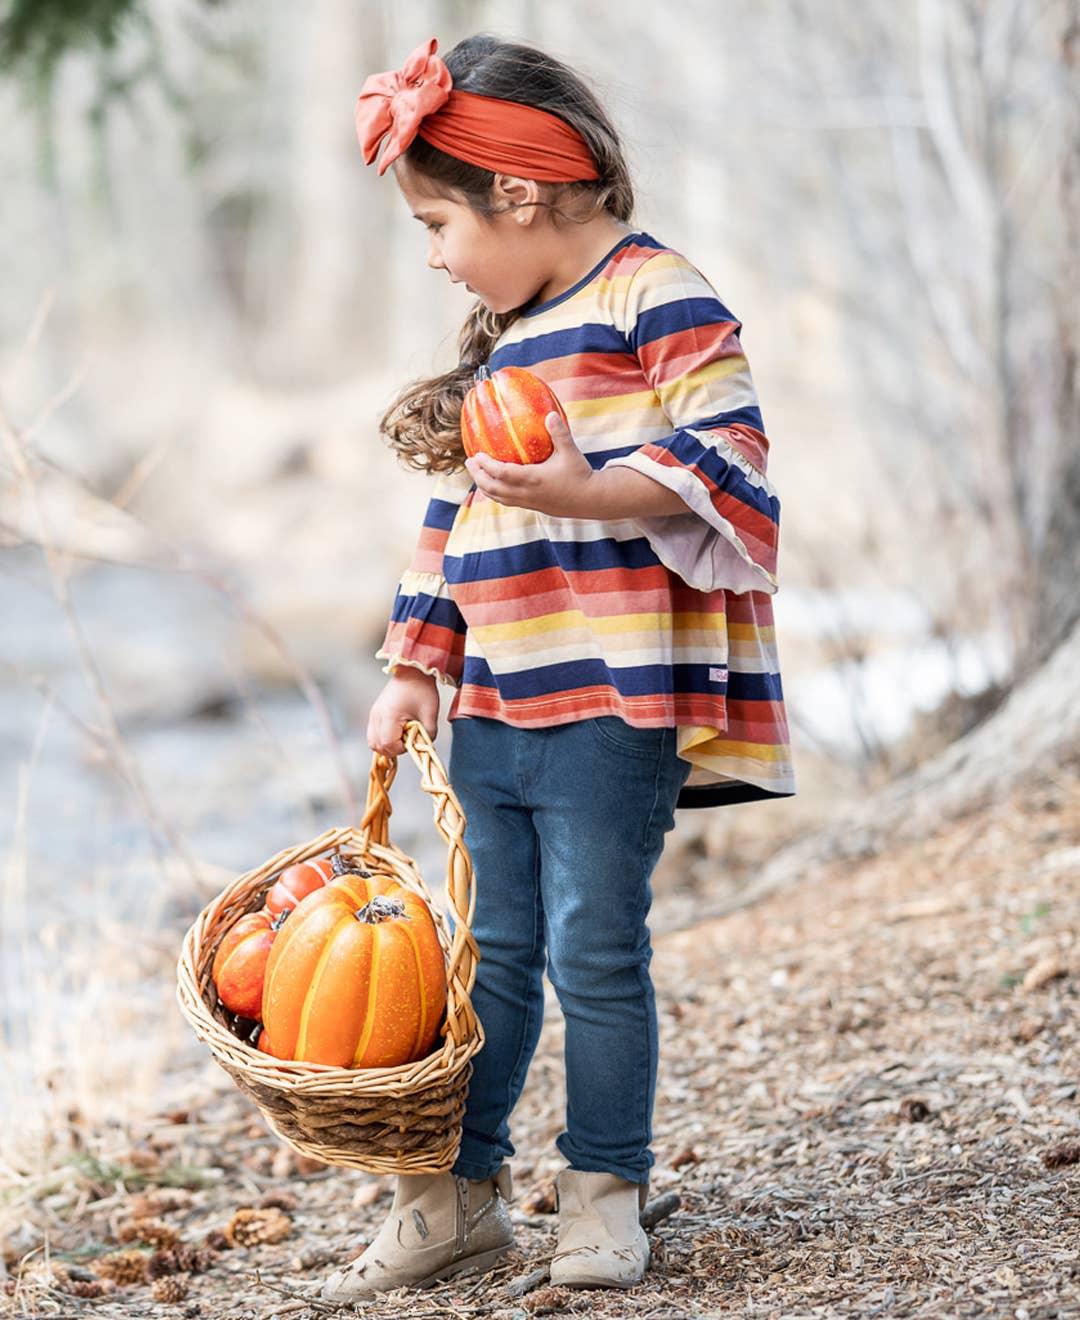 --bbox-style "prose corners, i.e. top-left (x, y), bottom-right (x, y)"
top-left (176, 720), bottom-right (482, 1174)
